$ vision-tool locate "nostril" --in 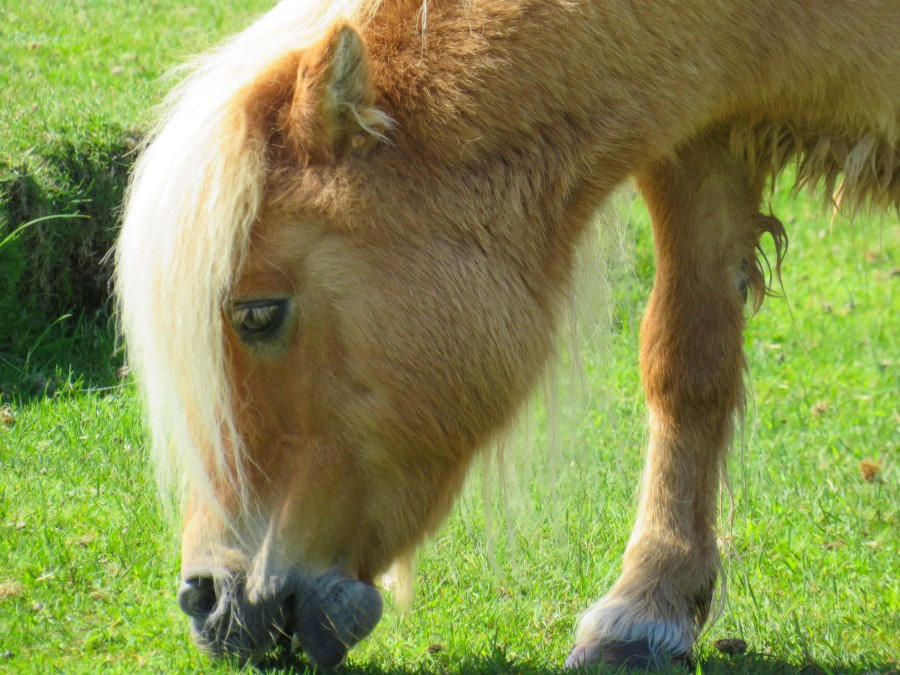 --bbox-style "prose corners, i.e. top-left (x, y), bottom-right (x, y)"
top-left (178, 576), bottom-right (218, 619)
